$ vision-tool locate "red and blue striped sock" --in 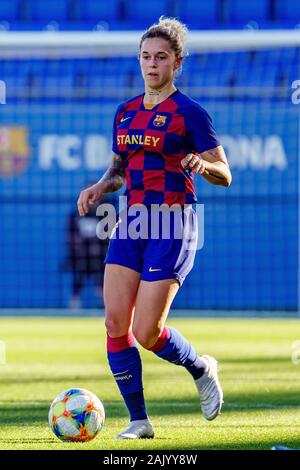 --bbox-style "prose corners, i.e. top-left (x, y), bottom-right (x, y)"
top-left (148, 326), bottom-right (206, 380)
top-left (107, 332), bottom-right (147, 421)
